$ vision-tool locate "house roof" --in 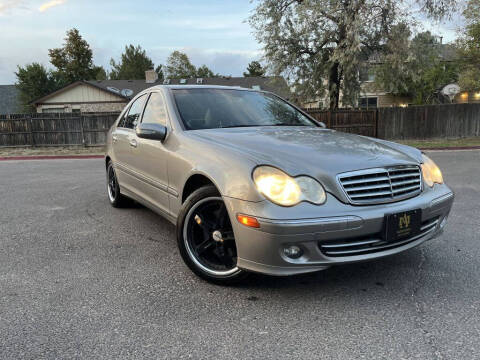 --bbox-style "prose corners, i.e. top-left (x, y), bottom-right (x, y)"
top-left (438, 44), bottom-right (457, 61)
top-left (0, 85), bottom-right (22, 114)
top-left (364, 43), bottom-right (458, 64)
top-left (30, 76), bottom-right (292, 106)
top-left (30, 80), bottom-right (127, 105)
top-left (88, 76), bottom-right (292, 100)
